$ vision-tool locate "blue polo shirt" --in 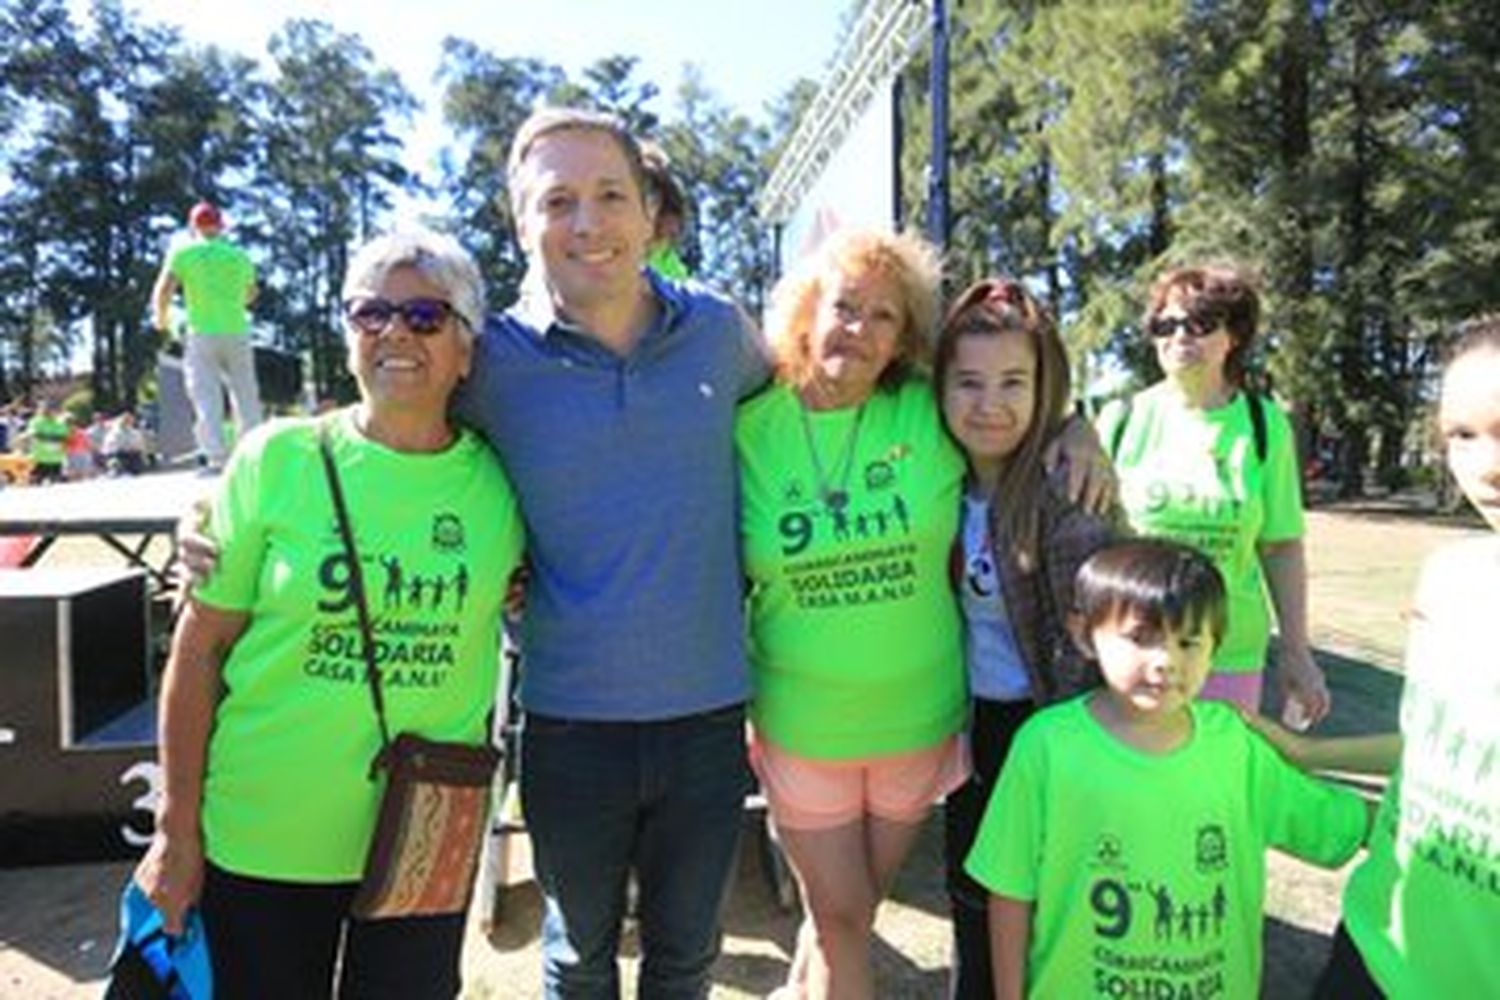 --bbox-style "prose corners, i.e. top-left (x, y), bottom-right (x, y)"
top-left (457, 272), bottom-right (770, 720)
